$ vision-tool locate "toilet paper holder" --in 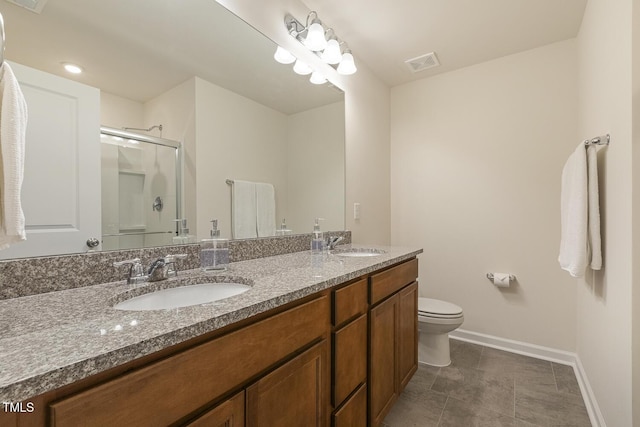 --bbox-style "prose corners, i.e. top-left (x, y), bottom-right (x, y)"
top-left (486, 273), bottom-right (516, 281)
